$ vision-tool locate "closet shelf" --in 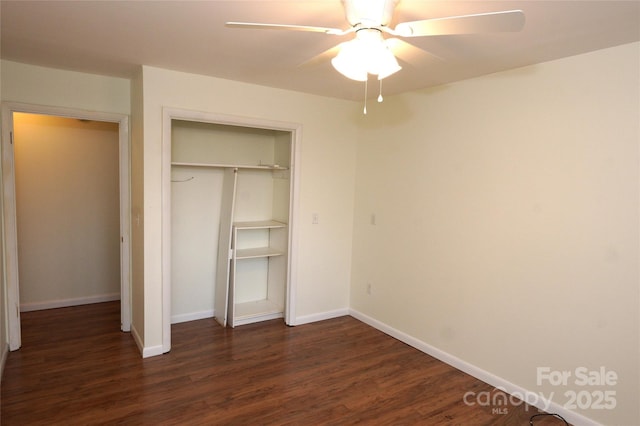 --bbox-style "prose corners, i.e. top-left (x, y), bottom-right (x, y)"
top-left (235, 247), bottom-right (284, 260)
top-left (234, 220), bottom-right (287, 230)
top-left (171, 161), bottom-right (288, 171)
